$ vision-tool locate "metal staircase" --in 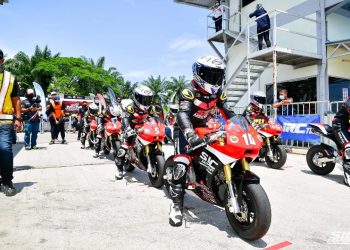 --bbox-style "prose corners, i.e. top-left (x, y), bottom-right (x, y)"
top-left (226, 59), bottom-right (270, 105)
